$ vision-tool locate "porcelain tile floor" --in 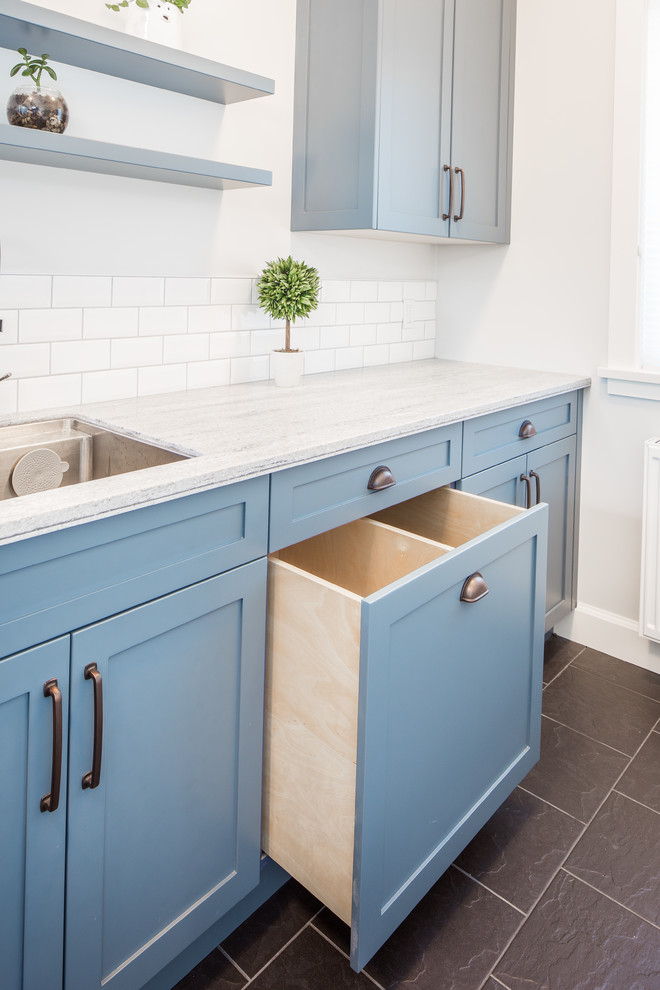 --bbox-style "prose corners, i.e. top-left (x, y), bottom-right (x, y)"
top-left (174, 637), bottom-right (660, 990)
